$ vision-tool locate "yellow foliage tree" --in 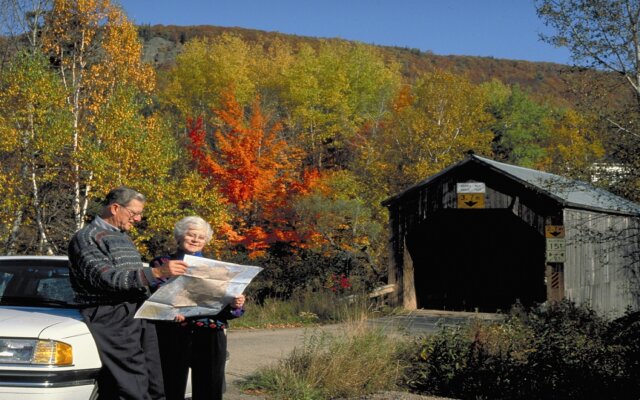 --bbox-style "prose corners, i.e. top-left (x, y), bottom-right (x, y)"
top-left (42, 0), bottom-right (154, 230)
top-left (0, 51), bottom-right (71, 254)
top-left (160, 33), bottom-right (258, 126)
top-left (0, 1), bottom-right (227, 255)
top-left (141, 170), bottom-right (230, 258)
top-left (368, 70), bottom-right (494, 195)
top-left (537, 109), bottom-right (605, 176)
